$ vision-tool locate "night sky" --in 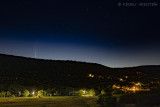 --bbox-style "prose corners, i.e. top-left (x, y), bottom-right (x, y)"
top-left (0, 0), bottom-right (160, 67)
